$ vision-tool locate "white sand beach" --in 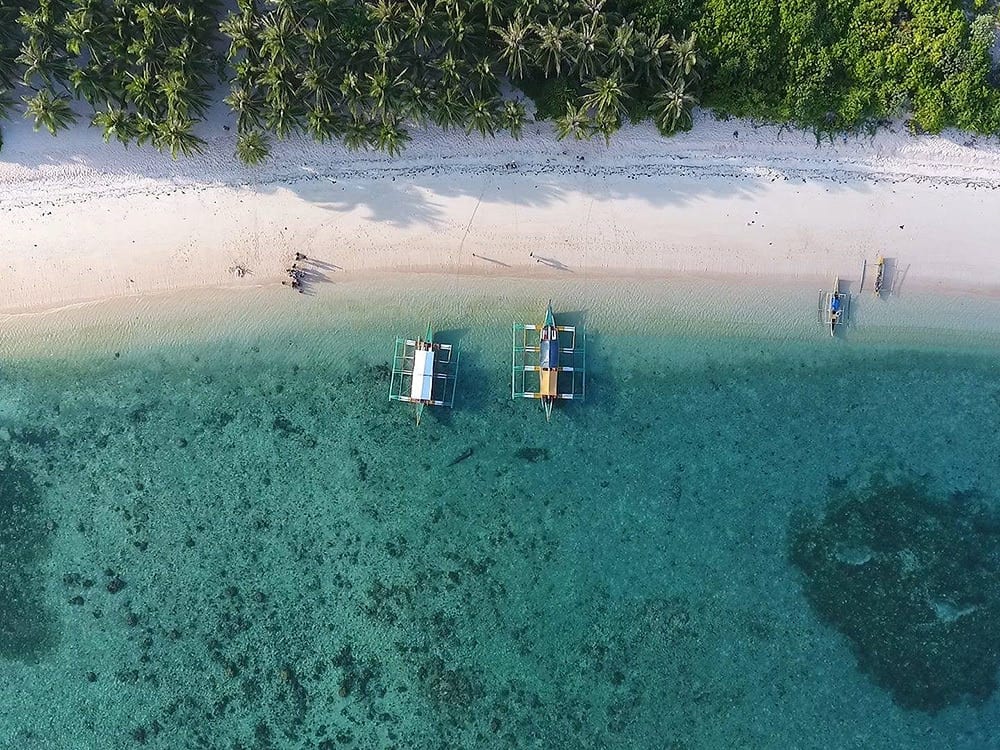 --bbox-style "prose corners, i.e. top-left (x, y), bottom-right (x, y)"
top-left (3, 108), bottom-right (1000, 314)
